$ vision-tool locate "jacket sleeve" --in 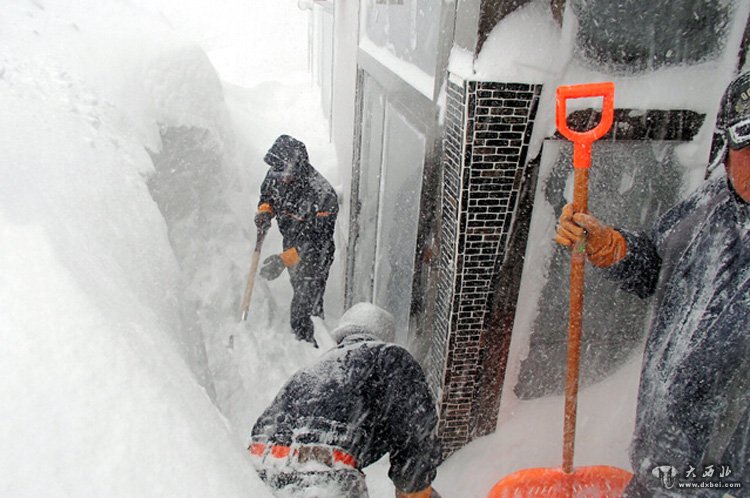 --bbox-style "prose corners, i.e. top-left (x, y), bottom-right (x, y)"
top-left (604, 177), bottom-right (726, 299)
top-left (602, 228), bottom-right (661, 298)
top-left (257, 171), bottom-right (276, 214)
top-left (379, 346), bottom-right (442, 493)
